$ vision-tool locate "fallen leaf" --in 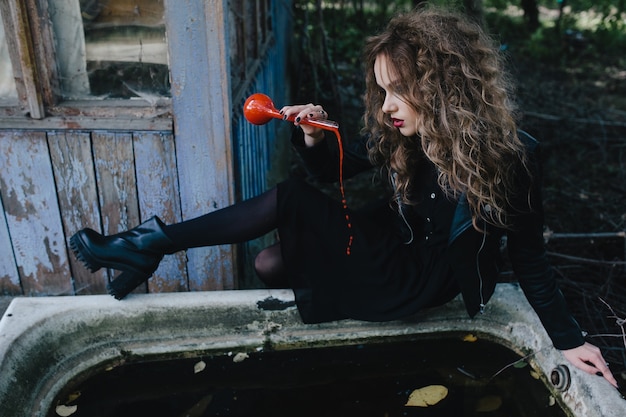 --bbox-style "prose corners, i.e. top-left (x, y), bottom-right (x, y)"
top-left (405, 385), bottom-right (448, 407)
top-left (233, 352), bottom-right (249, 363)
top-left (530, 370), bottom-right (541, 380)
top-left (194, 360), bottom-right (206, 374)
top-left (56, 404), bottom-right (78, 416)
top-left (475, 395), bottom-right (503, 412)
top-left (513, 361), bottom-right (528, 369)
top-left (463, 334), bottom-right (478, 342)
top-left (548, 395), bottom-right (556, 406)
top-left (62, 391), bottom-right (80, 403)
